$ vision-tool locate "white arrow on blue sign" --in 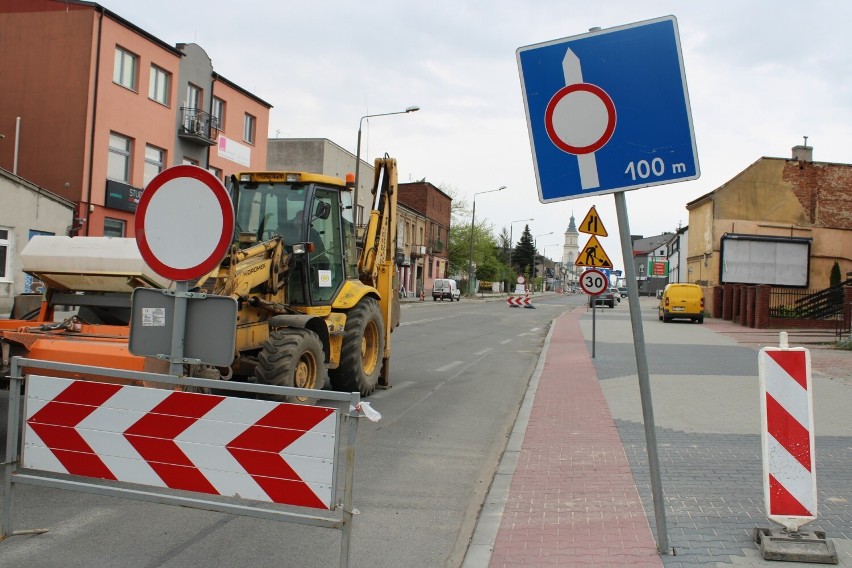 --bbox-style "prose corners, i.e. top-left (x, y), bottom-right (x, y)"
top-left (517, 16), bottom-right (700, 203)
